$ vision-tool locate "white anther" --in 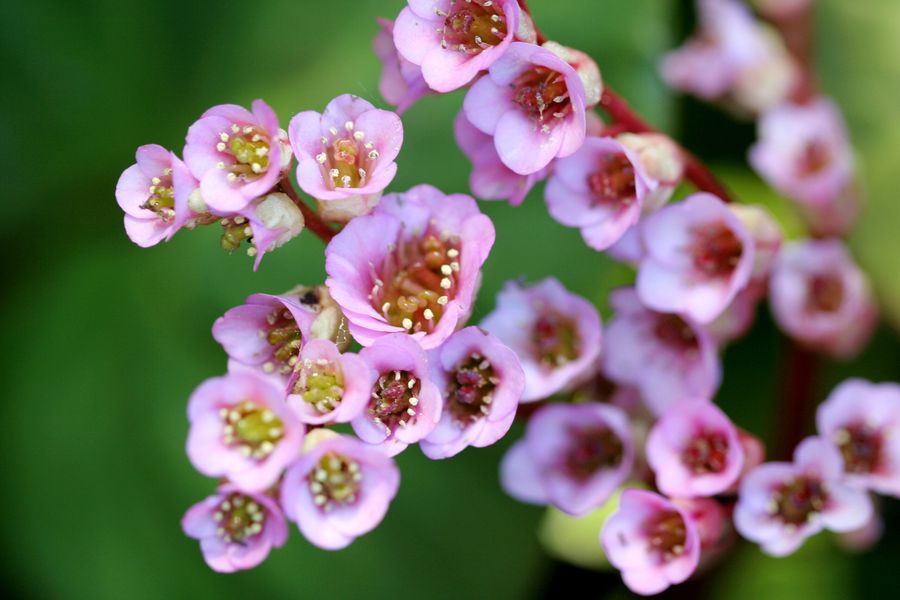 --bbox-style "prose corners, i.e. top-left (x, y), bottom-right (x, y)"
top-left (255, 146), bottom-right (268, 156)
top-left (251, 162), bottom-right (263, 173)
top-left (226, 173), bottom-right (237, 182)
top-left (344, 120), bottom-right (354, 131)
top-left (316, 152), bottom-right (327, 163)
top-left (440, 265), bottom-right (452, 276)
top-left (447, 248), bottom-right (459, 258)
top-left (231, 124), bottom-right (241, 133)
top-left (329, 127), bottom-right (339, 136)
top-left (437, 296), bottom-right (449, 305)
top-left (423, 309), bottom-right (434, 320)
top-left (216, 161), bottom-right (226, 170)
top-left (409, 397), bottom-right (419, 406)
top-left (216, 142), bottom-right (227, 152)
top-left (353, 131), bottom-right (365, 140)
top-left (330, 168), bottom-right (340, 178)
top-left (407, 408), bottom-right (416, 416)
top-left (402, 318), bottom-right (413, 330)
top-left (440, 278), bottom-right (452, 289)
top-left (368, 150), bottom-right (379, 160)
